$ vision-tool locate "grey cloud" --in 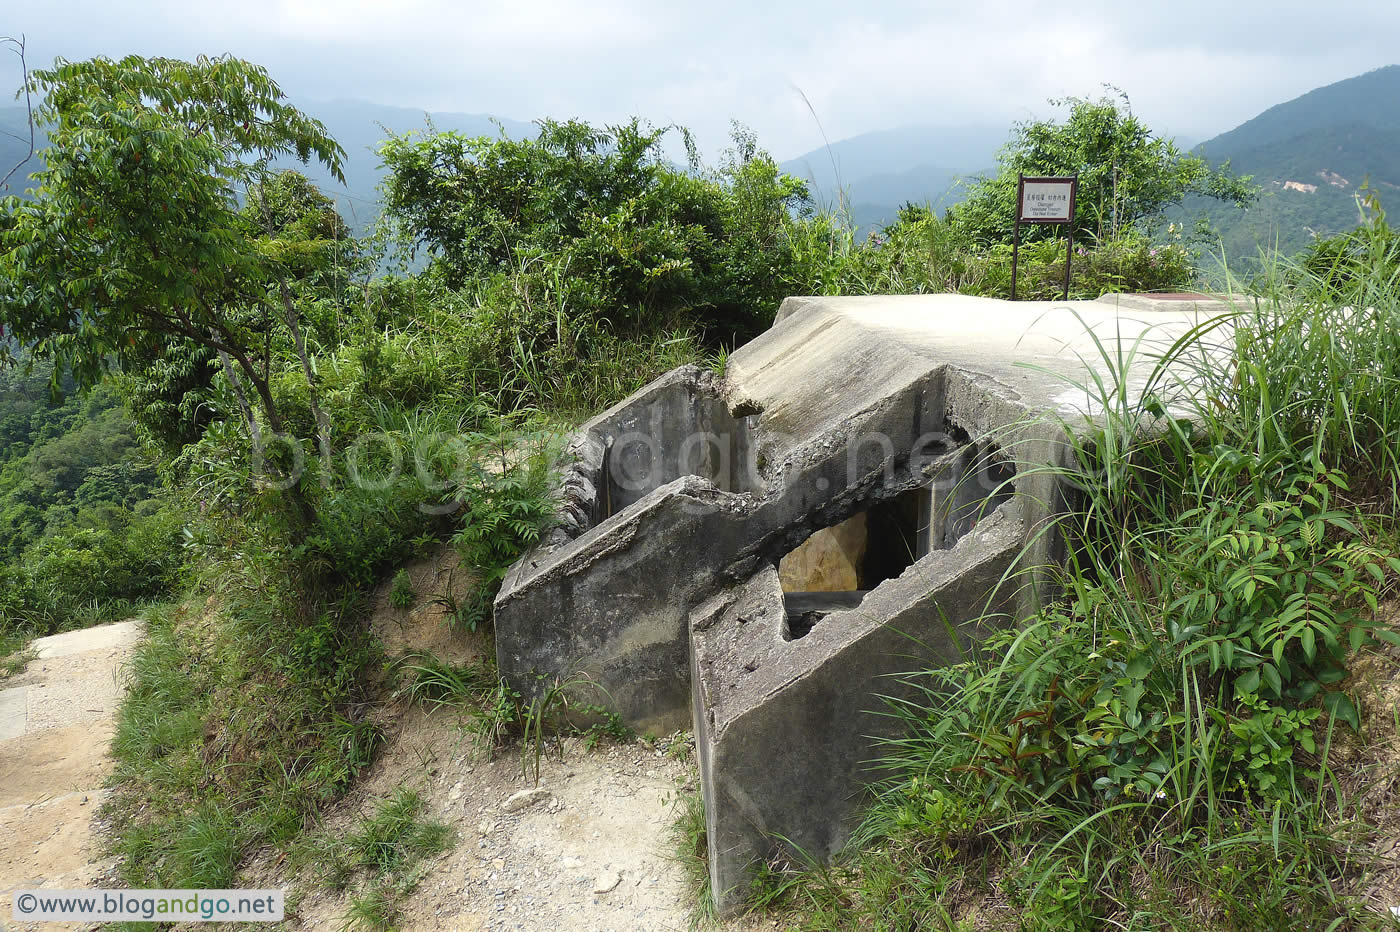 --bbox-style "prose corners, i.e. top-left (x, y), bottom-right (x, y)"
top-left (6, 0), bottom-right (1396, 159)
